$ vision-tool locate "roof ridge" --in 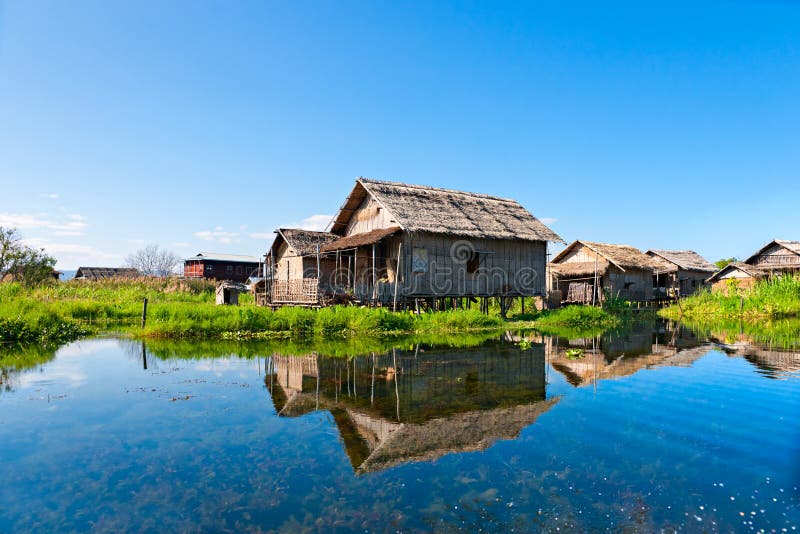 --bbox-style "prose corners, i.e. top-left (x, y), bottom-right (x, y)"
top-left (358, 177), bottom-right (519, 204)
